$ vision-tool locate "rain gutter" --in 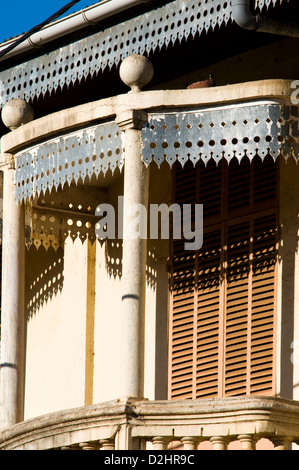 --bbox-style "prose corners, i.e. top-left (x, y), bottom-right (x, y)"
top-left (0, 0), bottom-right (150, 61)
